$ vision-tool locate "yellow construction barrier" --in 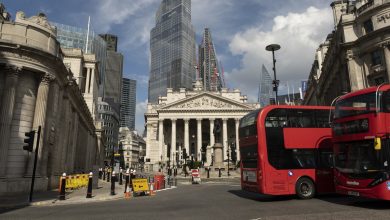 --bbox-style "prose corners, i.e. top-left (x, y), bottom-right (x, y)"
top-left (60, 174), bottom-right (90, 190)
